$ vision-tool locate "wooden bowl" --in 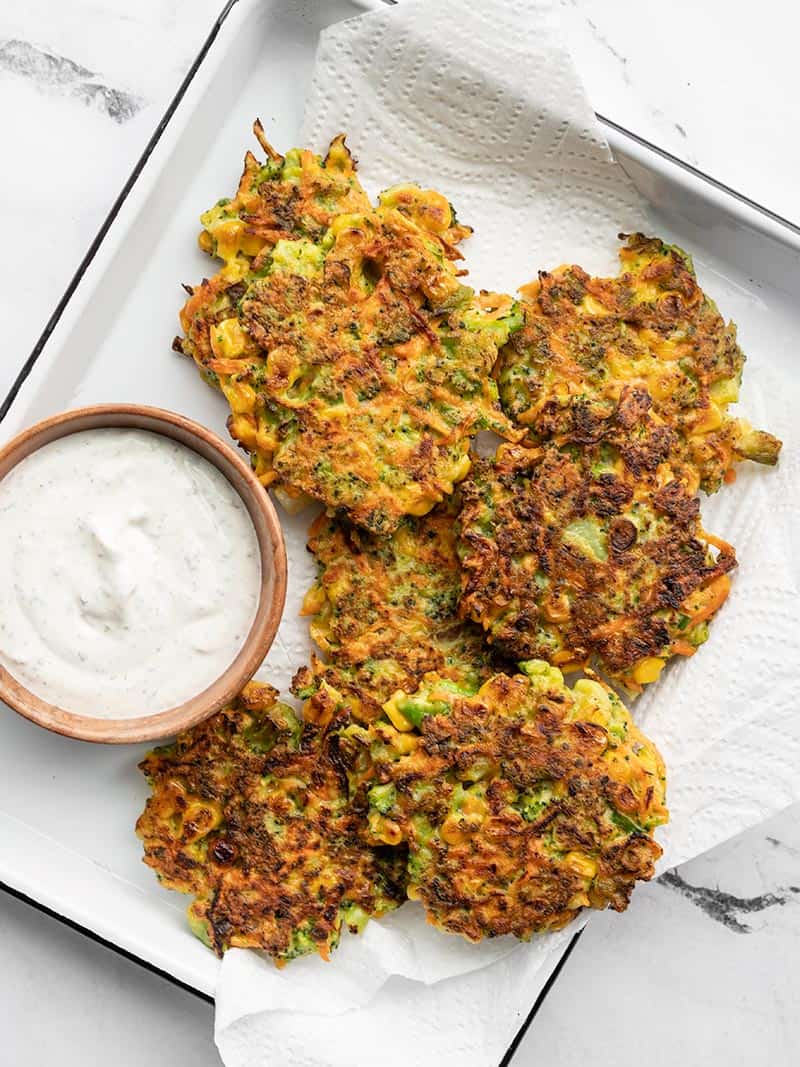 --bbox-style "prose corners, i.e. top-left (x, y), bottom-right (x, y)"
top-left (0, 404), bottom-right (287, 744)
